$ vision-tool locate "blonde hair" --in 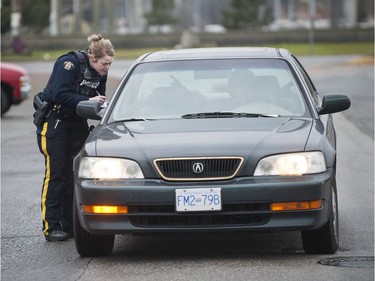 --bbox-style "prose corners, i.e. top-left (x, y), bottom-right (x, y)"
top-left (87, 34), bottom-right (115, 59)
